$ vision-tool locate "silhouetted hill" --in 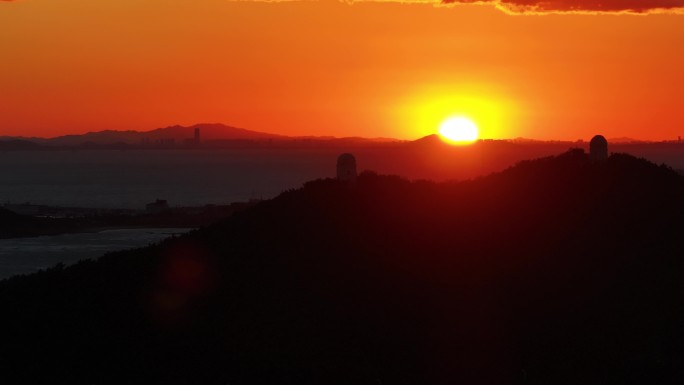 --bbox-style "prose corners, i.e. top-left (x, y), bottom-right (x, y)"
top-left (38, 123), bottom-right (284, 146)
top-left (150, 123), bottom-right (286, 141)
top-left (1, 151), bottom-right (684, 384)
top-left (17, 124), bottom-right (399, 147)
